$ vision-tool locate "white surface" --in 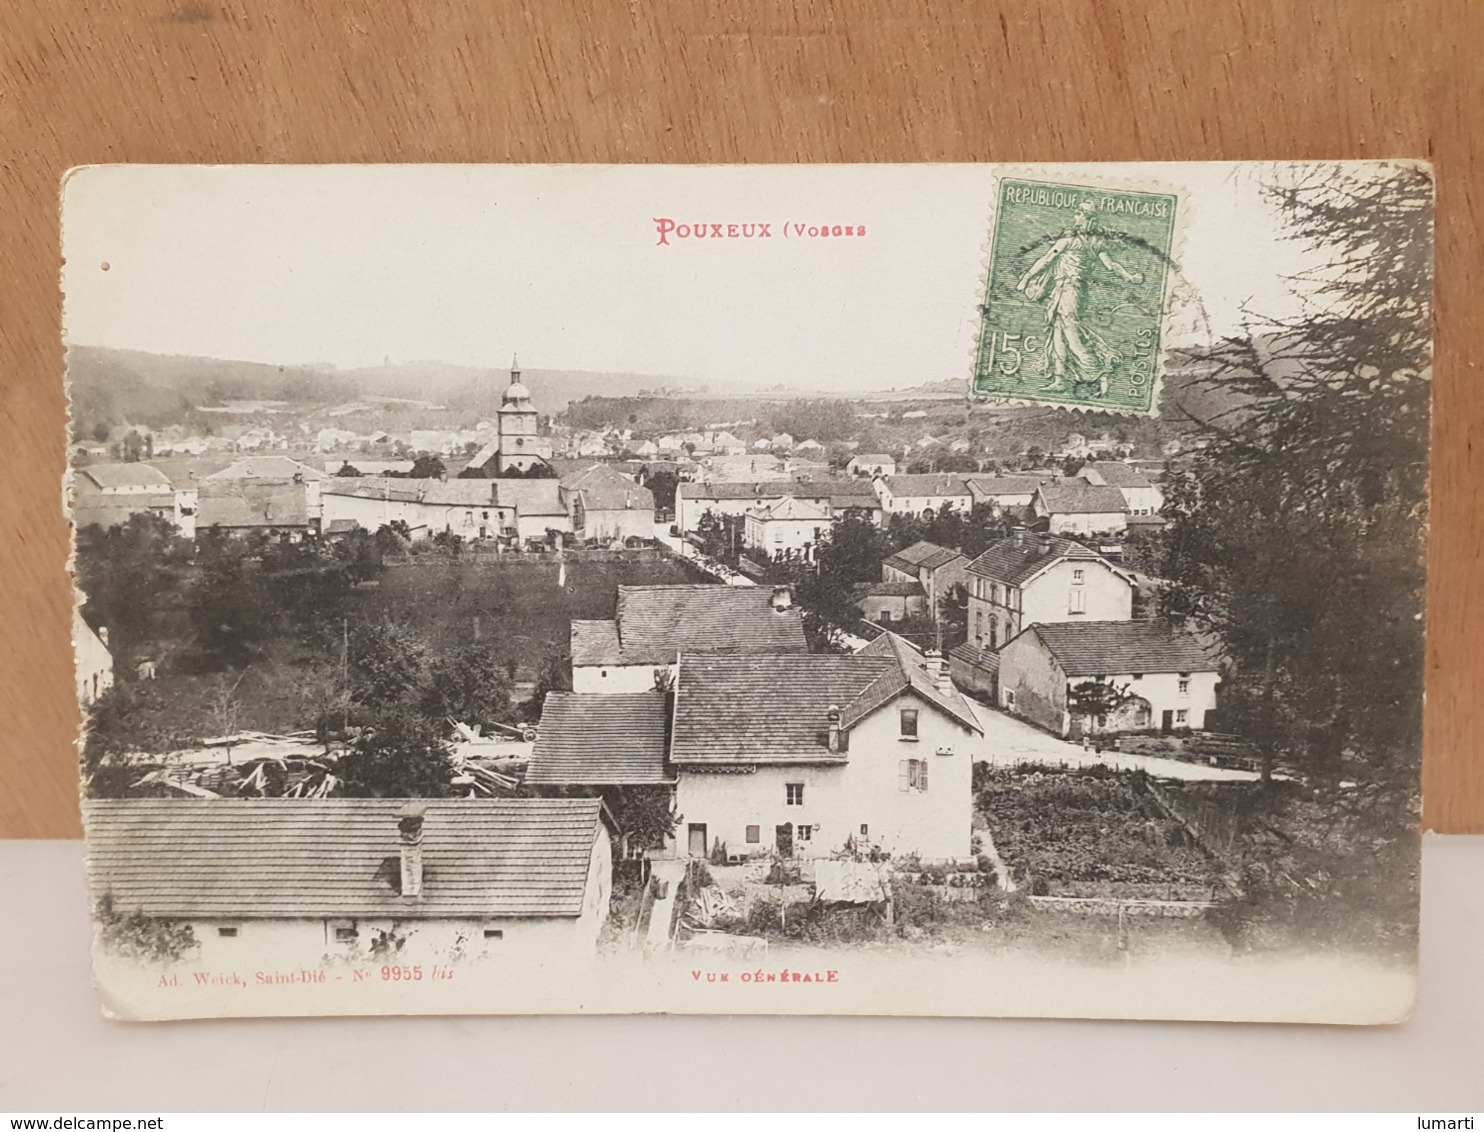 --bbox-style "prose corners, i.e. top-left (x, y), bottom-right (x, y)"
top-left (0, 836), bottom-right (1480, 1112)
